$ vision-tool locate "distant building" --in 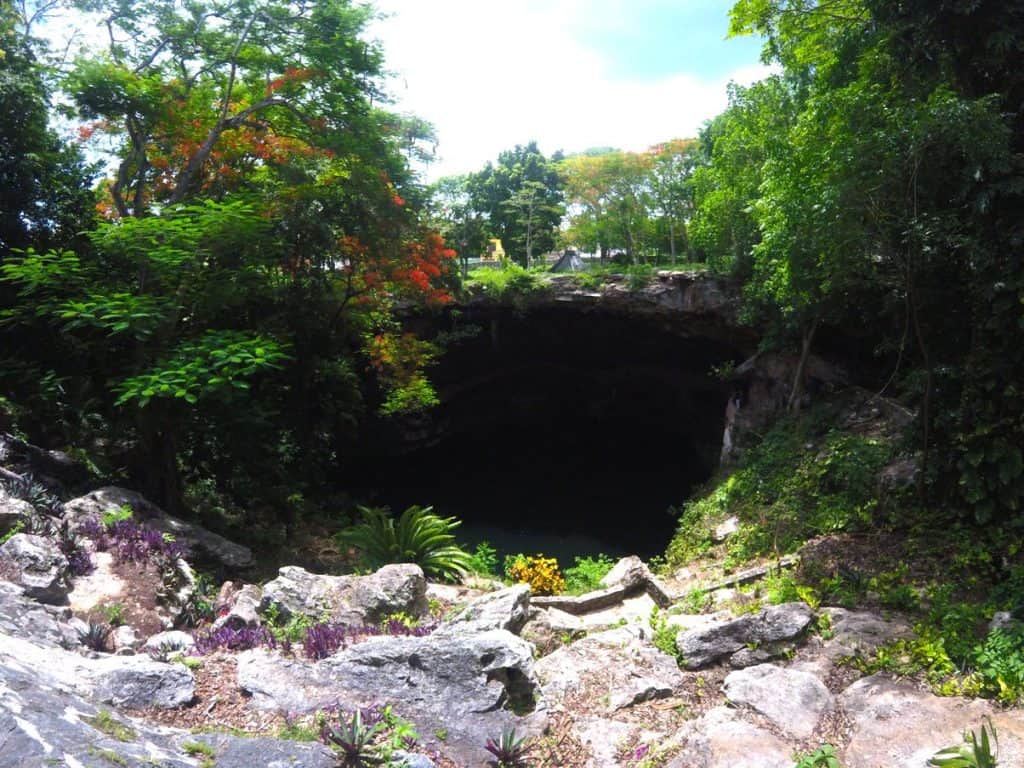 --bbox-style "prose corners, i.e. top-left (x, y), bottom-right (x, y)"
top-left (482, 238), bottom-right (505, 261)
